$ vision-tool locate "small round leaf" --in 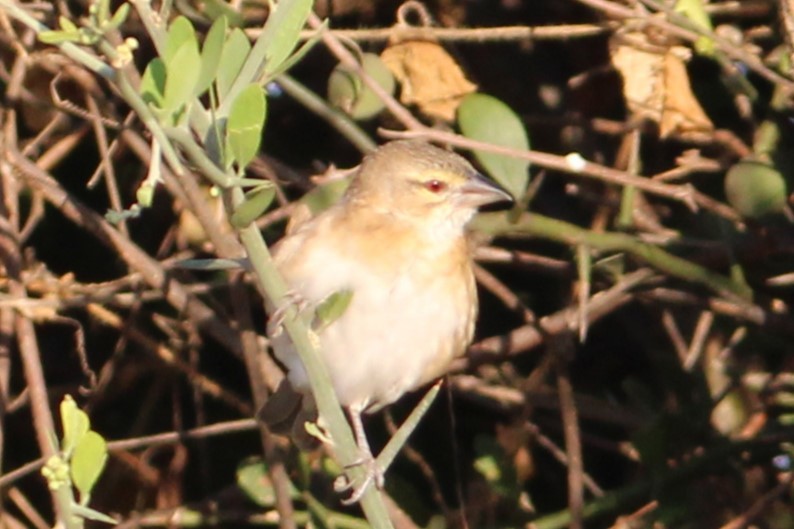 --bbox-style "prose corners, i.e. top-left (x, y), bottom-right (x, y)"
top-left (725, 160), bottom-right (787, 218)
top-left (226, 84), bottom-right (267, 168)
top-left (458, 93), bottom-right (531, 200)
top-left (71, 430), bottom-right (108, 500)
top-left (61, 395), bottom-right (89, 456)
top-left (230, 184), bottom-right (275, 227)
